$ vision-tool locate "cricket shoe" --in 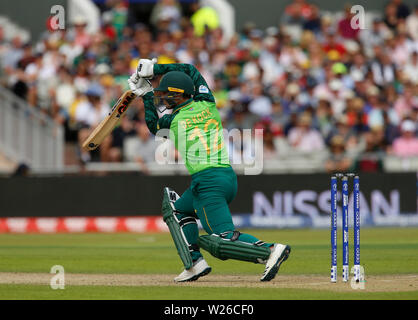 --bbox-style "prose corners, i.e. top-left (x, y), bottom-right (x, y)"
top-left (174, 258), bottom-right (212, 282)
top-left (260, 244), bottom-right (291, 282)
